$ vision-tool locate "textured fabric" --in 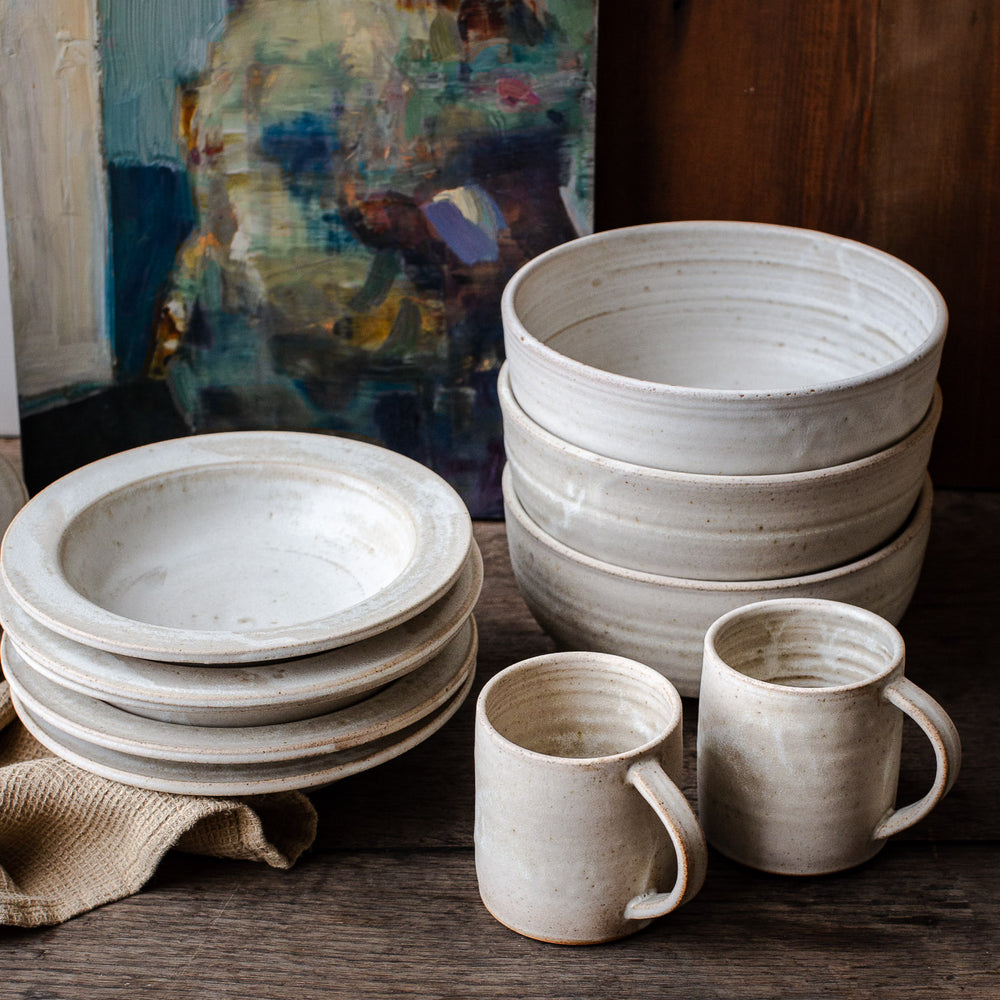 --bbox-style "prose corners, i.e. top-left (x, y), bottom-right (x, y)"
top-left (0, 679), bottom-right (318, 928)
